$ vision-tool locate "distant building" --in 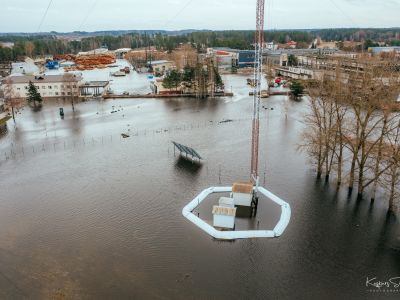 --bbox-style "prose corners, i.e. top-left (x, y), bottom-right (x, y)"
top-left (275, 66), bottom-right (320, 80)
top-left (150, 78), bottom-right (182, 95)
top-left (148, 60), bottom-right (174, 75)
top-left (265, 41), bottom-right (278, 51)
top-left (237, 50), bottom-right (255, 68)
top-left (0, 42), bottom-right (14, 48)
top-left (286, 41), bottom-right (297, 49)
top-left (78, 46), bottom-right (109, 56)
top-left (114, 48), bottom-right (132, 59)
top-left (1, 74), bottom-right (82, 99)
top-left (368, 47), bottom-right (400, 54)
top-left (316, 40), bottom-right (338, 50)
